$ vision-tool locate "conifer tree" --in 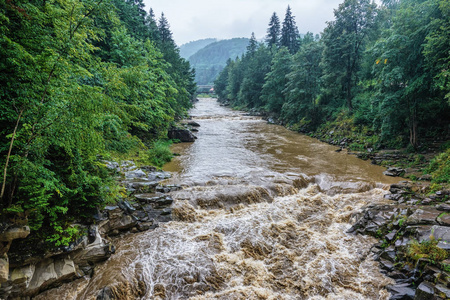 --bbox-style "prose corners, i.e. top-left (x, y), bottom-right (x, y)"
top-left (266, 12), bottom-right (280, 48)
top-left (158, 13), bottom-right (174, 45)
top-left (146, 8), bottom-right (160, 42)
top-left (247, 32), bottom-right (258, 55)
top-left (280, 6), bottom-right (300, 53)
